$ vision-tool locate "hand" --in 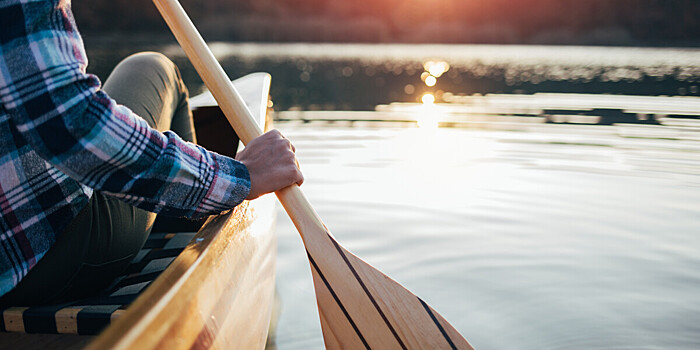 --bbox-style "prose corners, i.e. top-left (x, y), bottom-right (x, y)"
top-left (235, 129), bottom-right (303, 200)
